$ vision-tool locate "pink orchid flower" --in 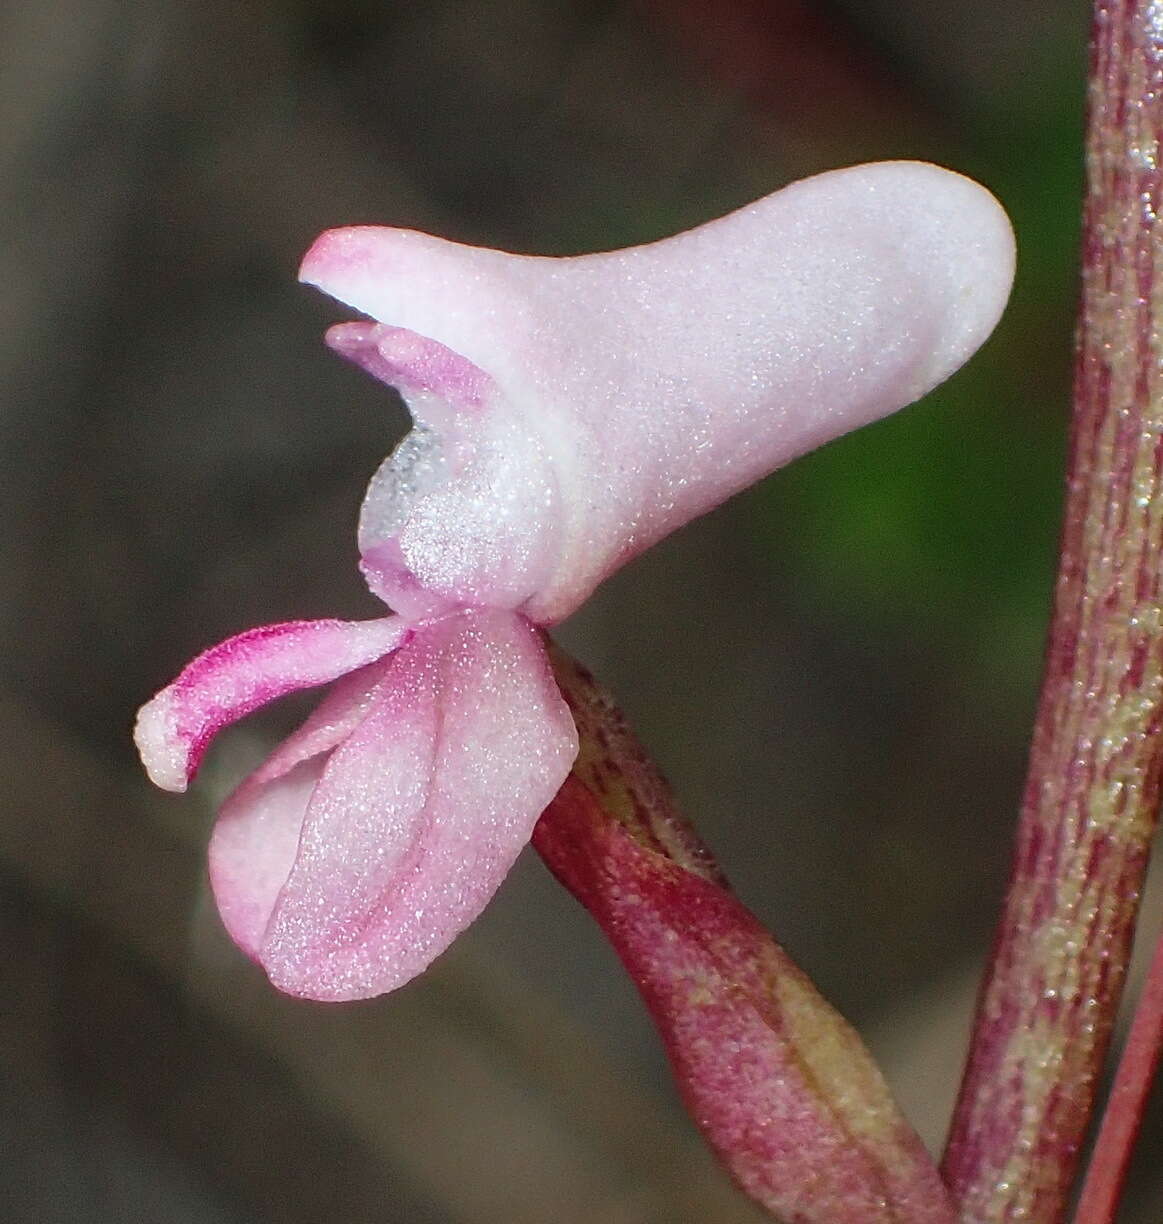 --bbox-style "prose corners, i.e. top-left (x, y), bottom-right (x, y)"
top-left (135, 161), bottom-right (1014, 1002)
